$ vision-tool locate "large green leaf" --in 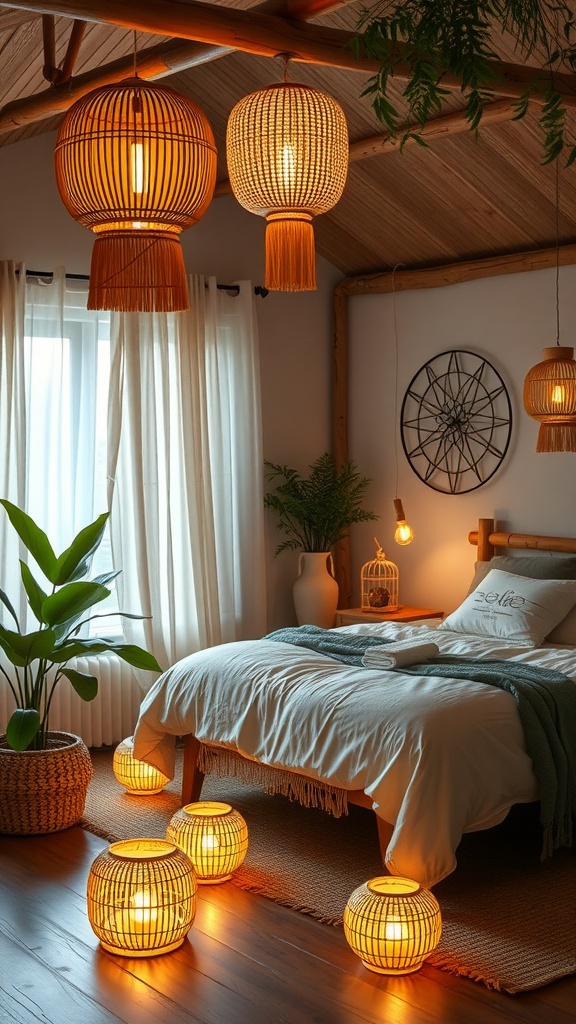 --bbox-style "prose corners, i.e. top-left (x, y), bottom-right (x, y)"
top-left (107, 643), bottom-right (162, 672)
top-left (0, 499), bottom-right (58, 582)
top-left (41, 582), bottom-right (110, 627)
top-left (54, 512), bottom-right (109, 585)
top-left (0, 586), bottom-right (20, 629)
top-left (20, 561), bottom-right (48, 624)
top-left (51, 639), bottom-right (111, 662)
top-left (0, 625), bottom-right (55, 665)
top-left (6, 708), bottom-right (40, 751)
top-left (61, 667), bottom-right (98, 702)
